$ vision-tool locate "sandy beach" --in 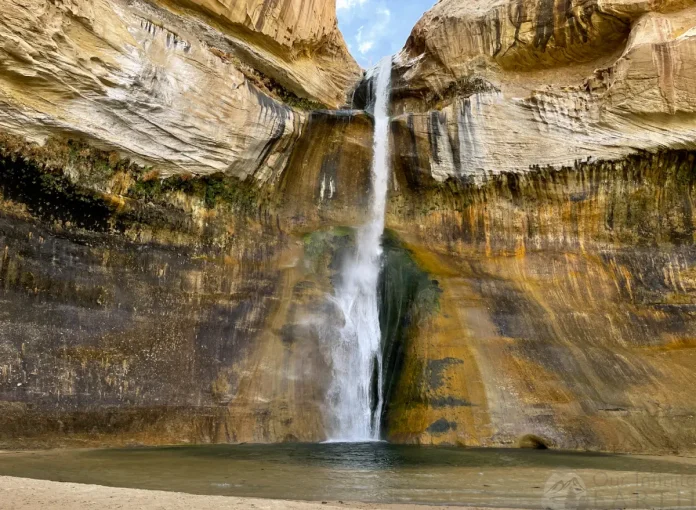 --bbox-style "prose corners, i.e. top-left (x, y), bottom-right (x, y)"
top-left (0, 476), bottom-right (511, 510)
